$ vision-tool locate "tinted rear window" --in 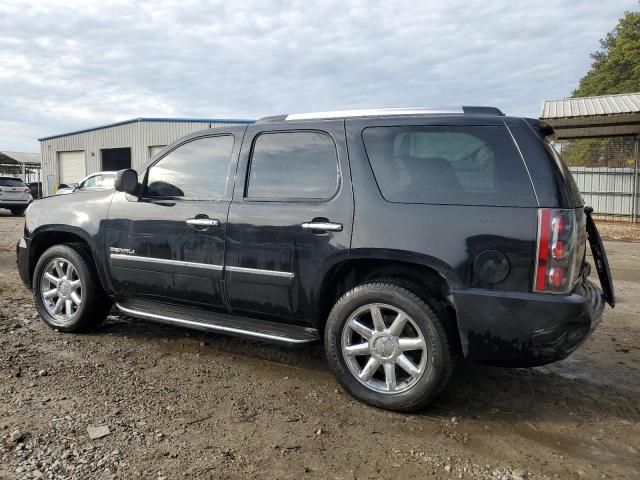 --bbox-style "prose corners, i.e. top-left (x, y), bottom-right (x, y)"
top-left (362, 126), bottom-right (536, 206)
top-left (0, 178), bottom-right (25, 187)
